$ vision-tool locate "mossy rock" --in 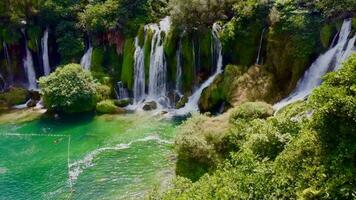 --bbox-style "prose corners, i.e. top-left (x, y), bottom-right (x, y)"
top-left (175, 95), bottom-right (189, 109)
top-left (114, 99), bottom-right (132, 107)
top-left (91, 47), bottom-right (105, 74)
top-left (27, 26), bottom-right (42, 52)
top-left (96, 84), bottom-right (112, 102)
top-left (352, 18), bottom-right (356, 32)
top-left (181, 34), bottom-right (195, 93)
top-left (96, 100), bottom-right (125, 114)
top-left (121, 38), bottom-right (135, 90)
top-left (229, 101), bottom-right (274, 122)
top-left (320, 24), bottom-right (336, 49)
top-left (137, 25), bottom-right (145, 47)
top-left (0, 87), bottom-right (29, 106)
